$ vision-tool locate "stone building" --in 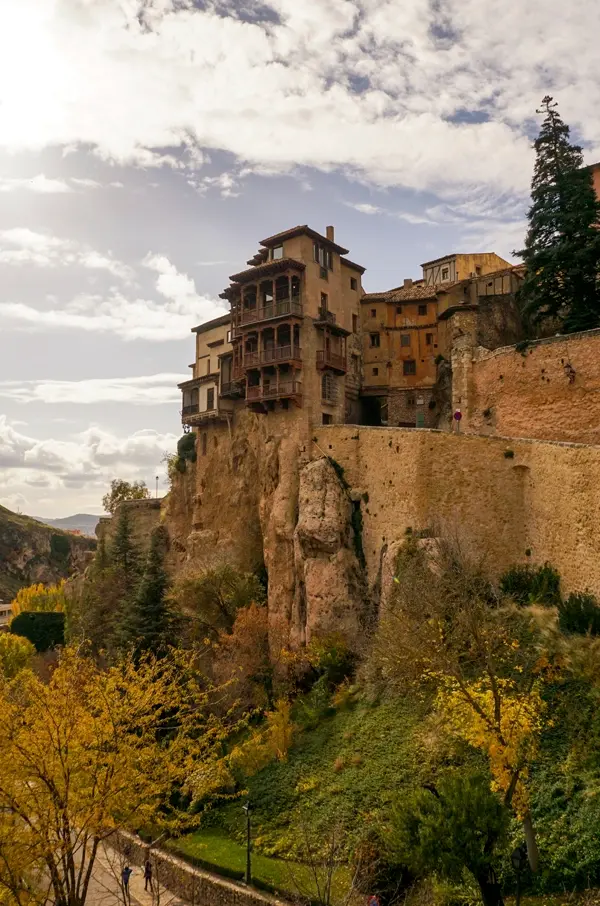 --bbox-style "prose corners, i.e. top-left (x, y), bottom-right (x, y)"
top-left (178, 314), bottom-right (235, 438)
